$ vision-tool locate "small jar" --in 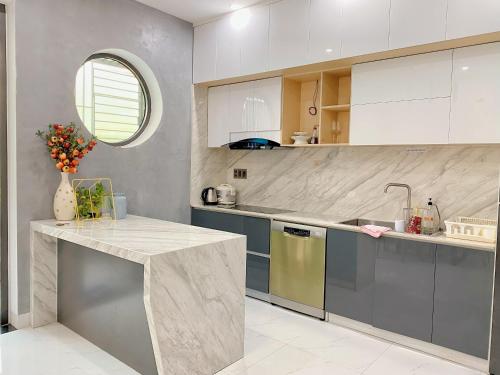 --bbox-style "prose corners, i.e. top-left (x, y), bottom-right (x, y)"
top-left (112, 193), bottom-right (127, 220)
